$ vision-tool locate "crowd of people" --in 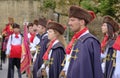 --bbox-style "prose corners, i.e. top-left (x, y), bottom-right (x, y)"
top-left (0, 5), bottom-right (120, 78)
